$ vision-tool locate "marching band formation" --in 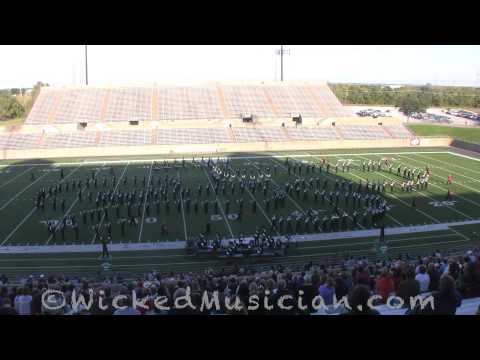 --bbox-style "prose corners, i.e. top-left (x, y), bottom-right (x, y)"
top-left (29, 155), bottom-right (451, 252)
